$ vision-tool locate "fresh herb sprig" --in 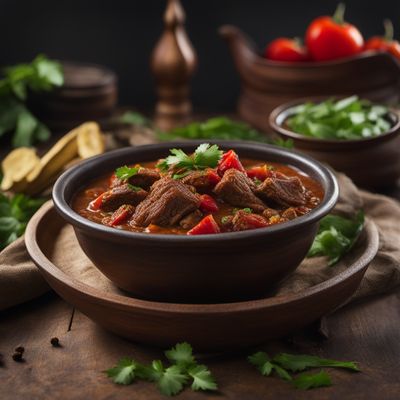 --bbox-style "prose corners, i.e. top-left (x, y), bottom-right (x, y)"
top-left (157, 143), bottom-right (223, 178)
top-left (0, 55), bottom-right (64, 147)
top-left (157, 116), bottom-right (294, 148)
top-left (248, 351), bottom-right (359, 390)
top-left (0, 192), bottom-right (46, 250)
top-left (105, 342), bottom-right (217, 397)
top-left (115, 165), bottom-right (139, 180)
top-left (286, 96), bottom-right (391, 140)
top-left (307, 211), bottom-right (364, 266)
